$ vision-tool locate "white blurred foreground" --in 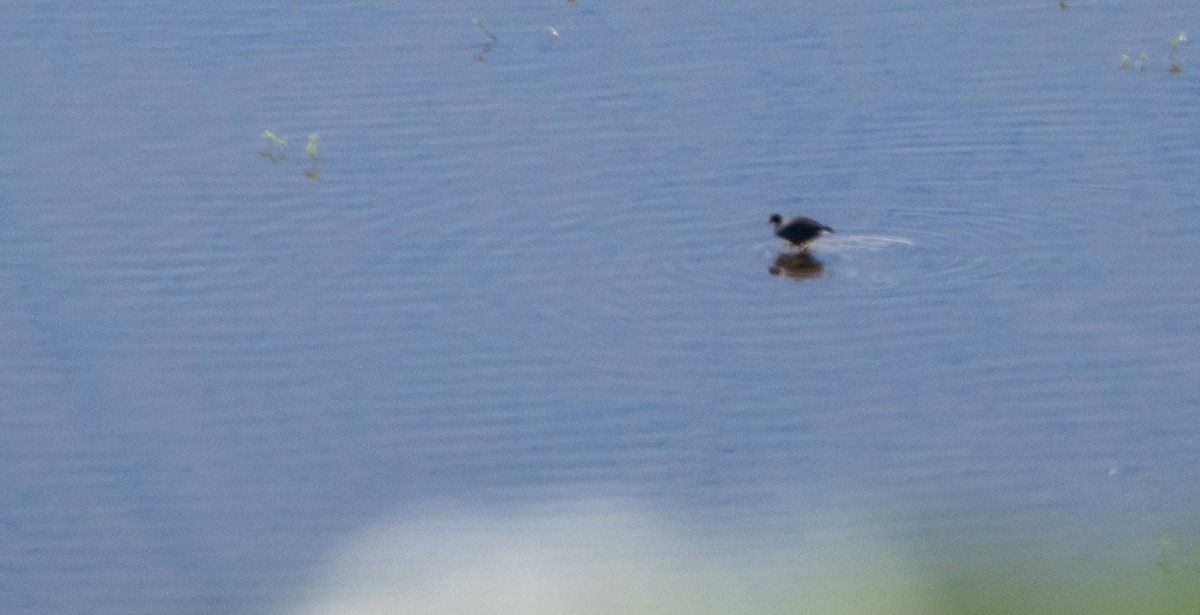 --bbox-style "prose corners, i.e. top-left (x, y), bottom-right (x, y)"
top-left (282, 501), bottom-right (933, 615)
